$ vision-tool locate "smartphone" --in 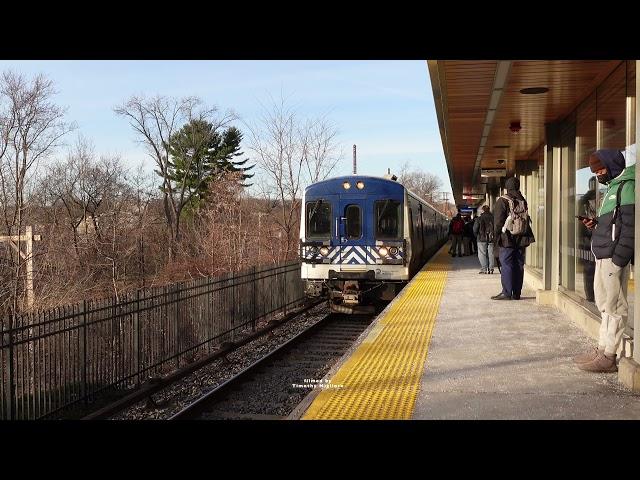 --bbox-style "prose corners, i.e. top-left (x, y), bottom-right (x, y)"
top-left (576, 215), bottom-right (597, 225)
